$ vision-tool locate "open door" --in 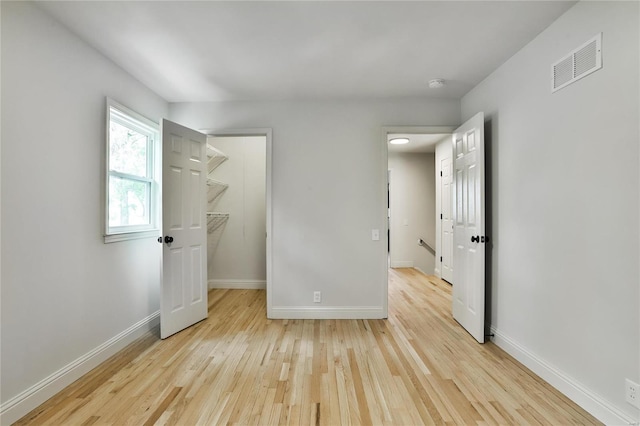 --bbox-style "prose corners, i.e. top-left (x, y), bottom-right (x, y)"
top-left (440, 152), bottom-right (454, 283)
top-left (452, 112), bottom-right (486, 343)
top-left (160, 119), bottom-right (208, 339)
